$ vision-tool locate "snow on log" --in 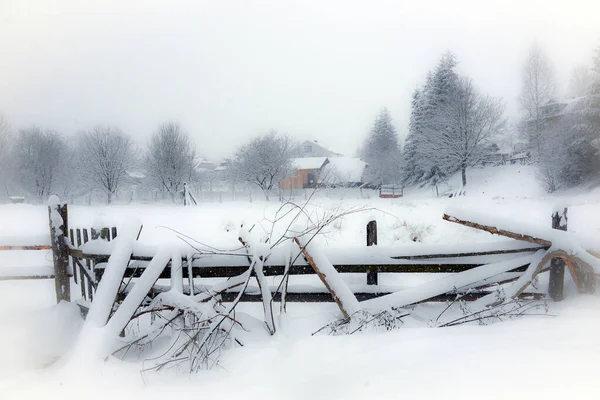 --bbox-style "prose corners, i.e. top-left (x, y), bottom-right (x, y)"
top-left (86, 216), bottom-right (142, 327)
top-left (105, 246), bottom-right (172, 337)
top-left (472, 249), bottom-right (547, 308)
top-left (0, 234), bottom-right (51, 248)
top-left (294, 237), bottom-right (360, 319)
top-left (361, 253), bottom-right (537, 311)
top-left (48, 196), bottom-right (70, 303)
top-left (192, 271), bottom-right (251, 302)
top-left (0, 266), bottom-right (55, 280)
top-left (238, 227), bottom-right (276, 334)
top-left (170, 248), bottom-right (183, 293)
